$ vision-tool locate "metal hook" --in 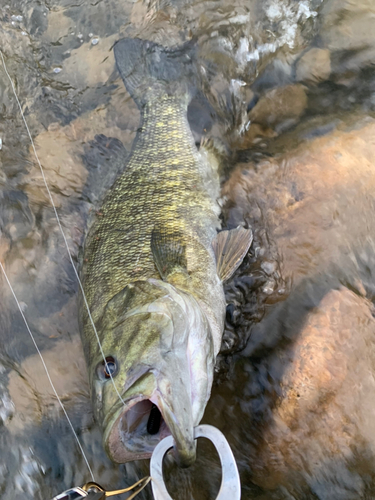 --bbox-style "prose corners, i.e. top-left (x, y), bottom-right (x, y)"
top-left (51, 476), bottom-right (151, 500)
top-left (150, 424), bottom-right (241, 500)
top-left (82, 477), bottom-right (151, 499)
